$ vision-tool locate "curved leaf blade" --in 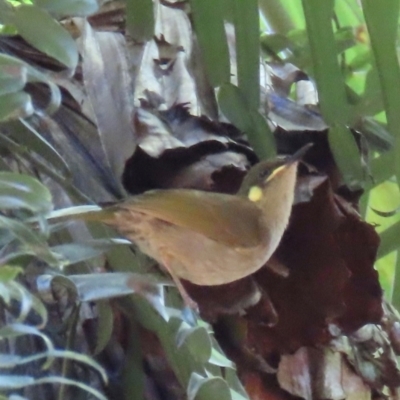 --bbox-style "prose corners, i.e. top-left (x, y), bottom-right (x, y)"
top-left (189, 0), bottom-right (230, 87)
top-left (0, 92), bottom-right (33, 121)
top-left (0, 172), bottom-right (52, 215)
top-left (13, 5), bottom-right (78, 70)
